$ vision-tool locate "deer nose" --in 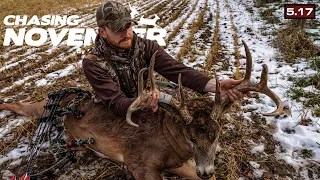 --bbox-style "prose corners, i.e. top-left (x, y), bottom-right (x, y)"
top-left (196, 167), bottom-right (214, 180)
top-left (196, 171), bottom-right (214, 180)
